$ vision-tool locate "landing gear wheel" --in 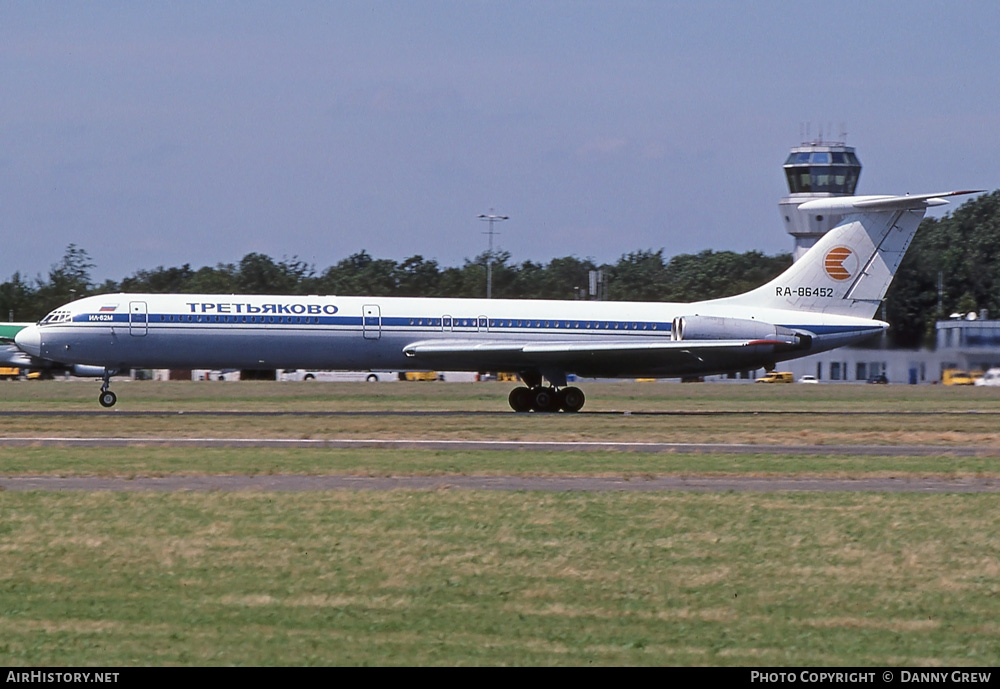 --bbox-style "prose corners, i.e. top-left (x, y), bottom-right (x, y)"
top-left (558, 386), bottom-right (585, 413)
top-left (510, 385), bottom-right (583, 413)
top-left (531, 386), bottom-right (556, 412)
top-left (508, 387), bottom-right (532, 413)
top-left (98, 368), bottom-right (118, 408)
